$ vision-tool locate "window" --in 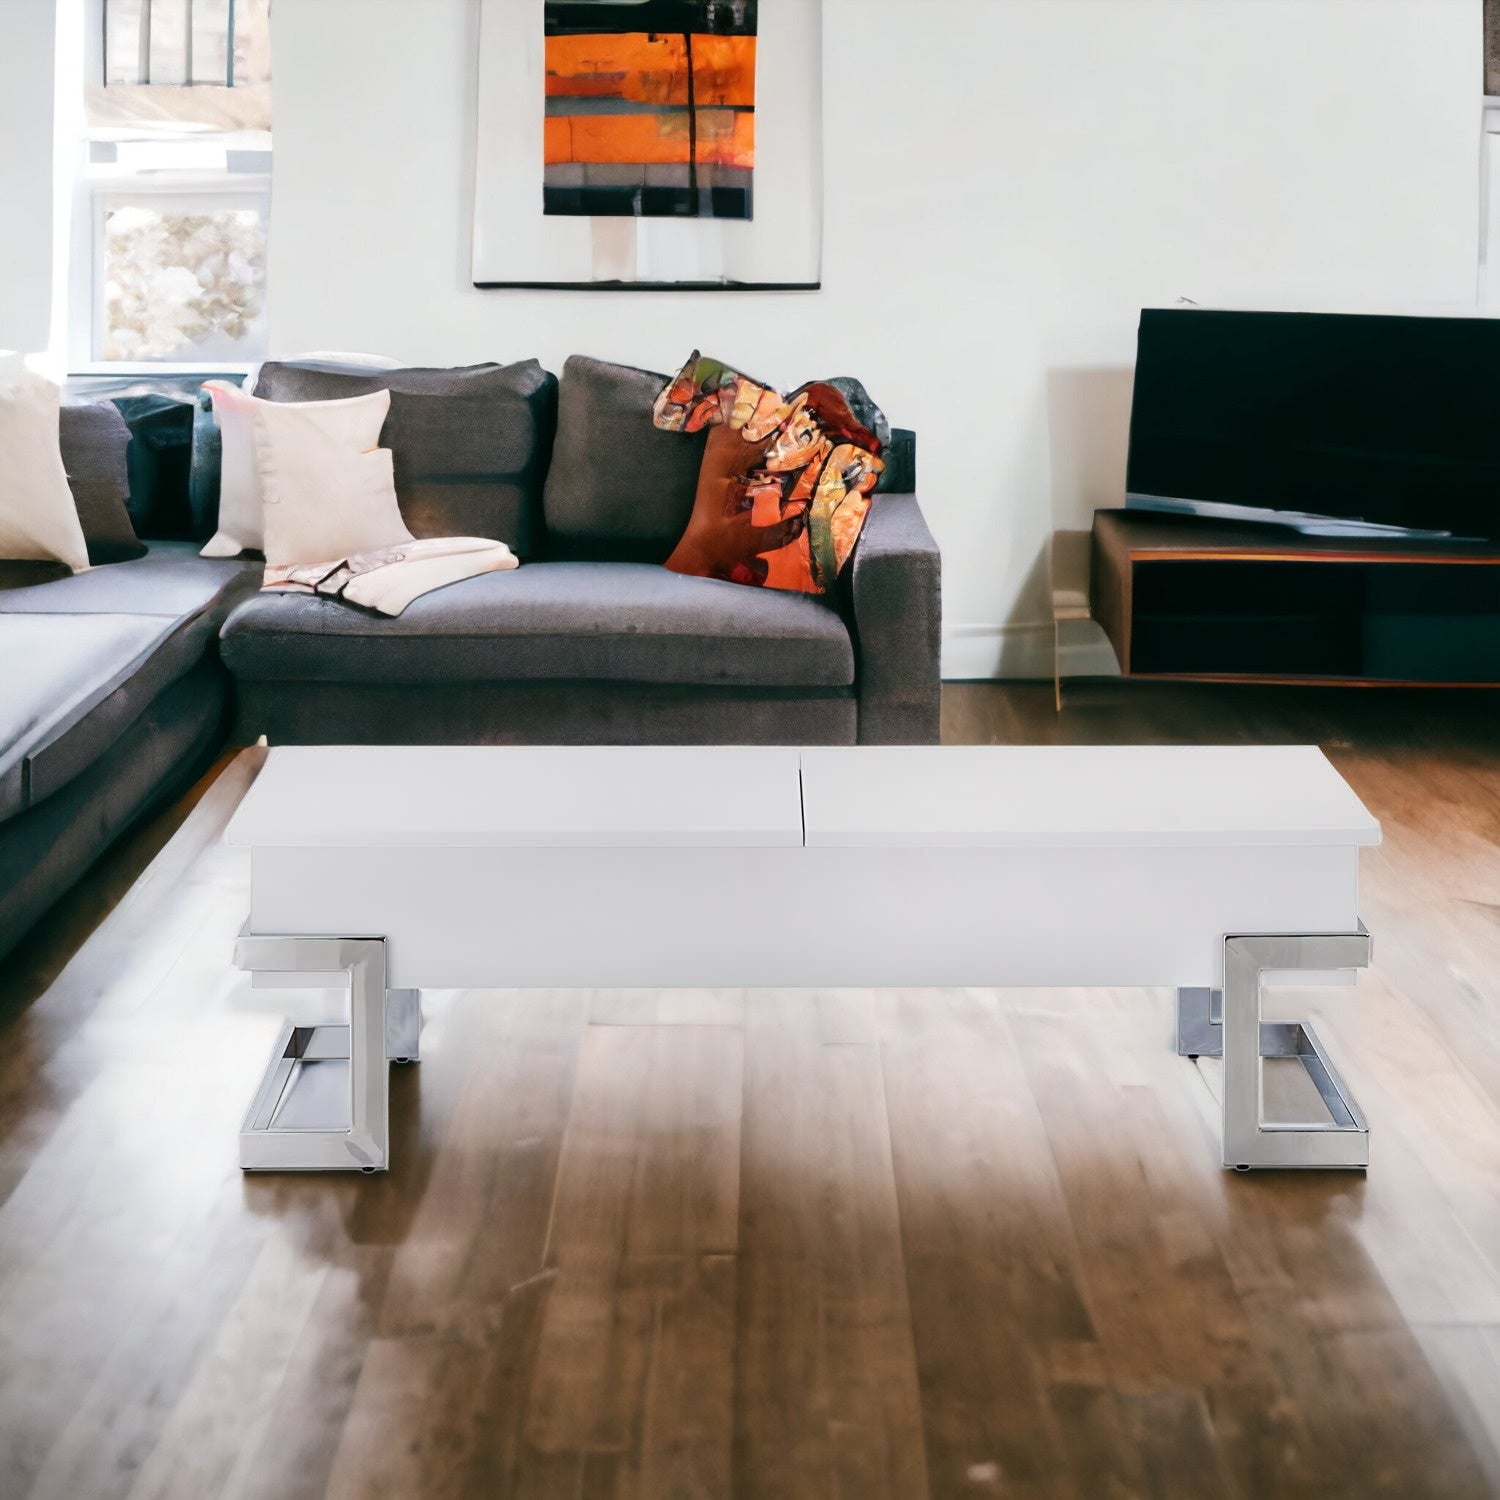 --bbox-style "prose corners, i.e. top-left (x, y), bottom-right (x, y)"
top-left (67, 0), bottom-right (271, 370)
